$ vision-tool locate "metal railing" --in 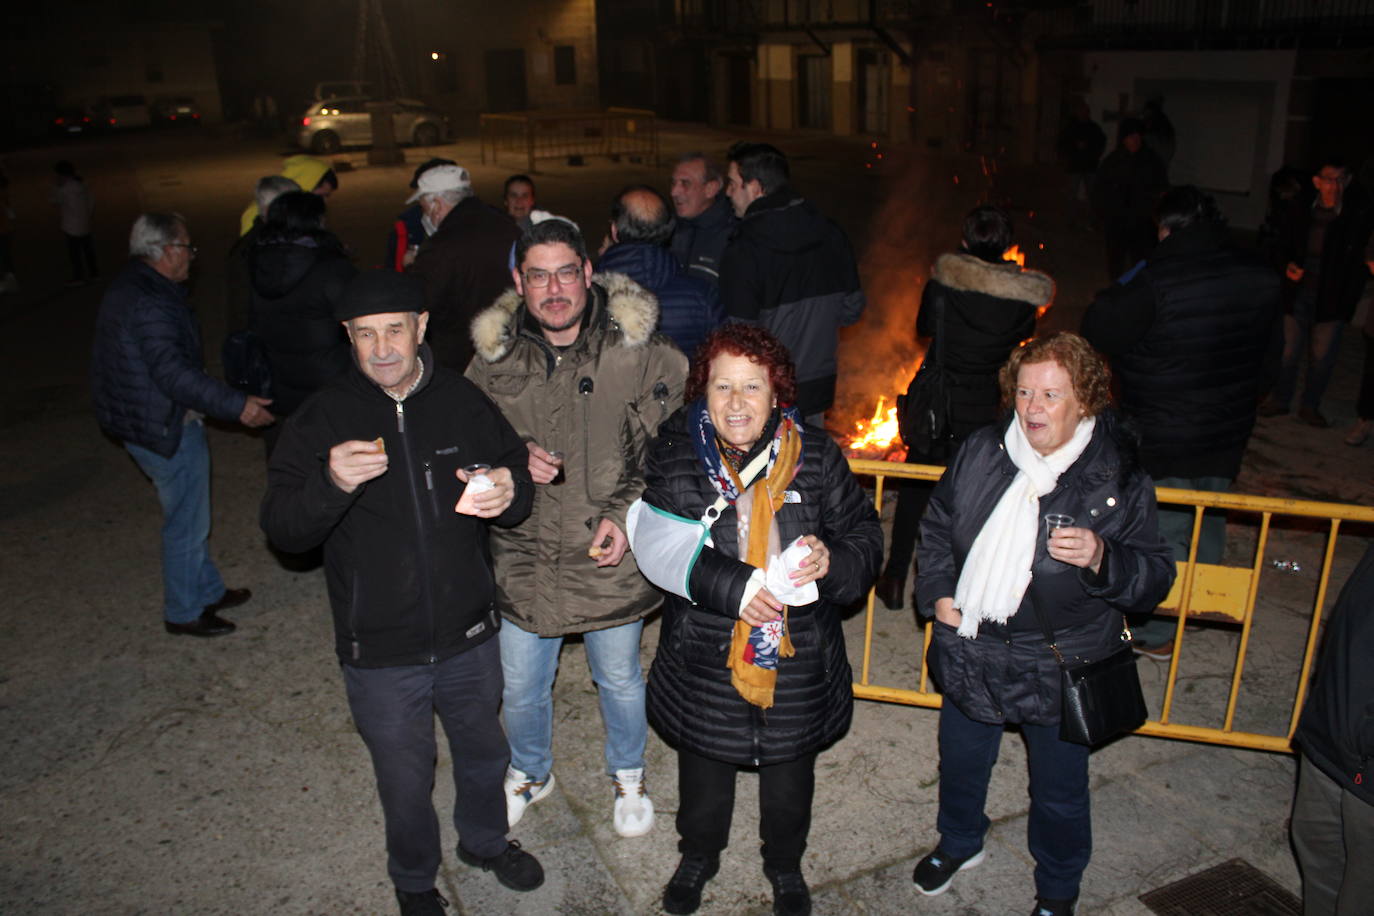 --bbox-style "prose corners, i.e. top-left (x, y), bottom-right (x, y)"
top-left (846, 458), bottom-right (1374, 754)
top-left (478, 108), bottom-right (659, 175)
